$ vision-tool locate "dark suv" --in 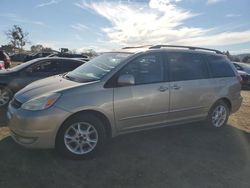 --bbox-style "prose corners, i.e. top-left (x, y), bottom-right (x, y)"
top-left (0, 57), bottom-right (85, 107)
